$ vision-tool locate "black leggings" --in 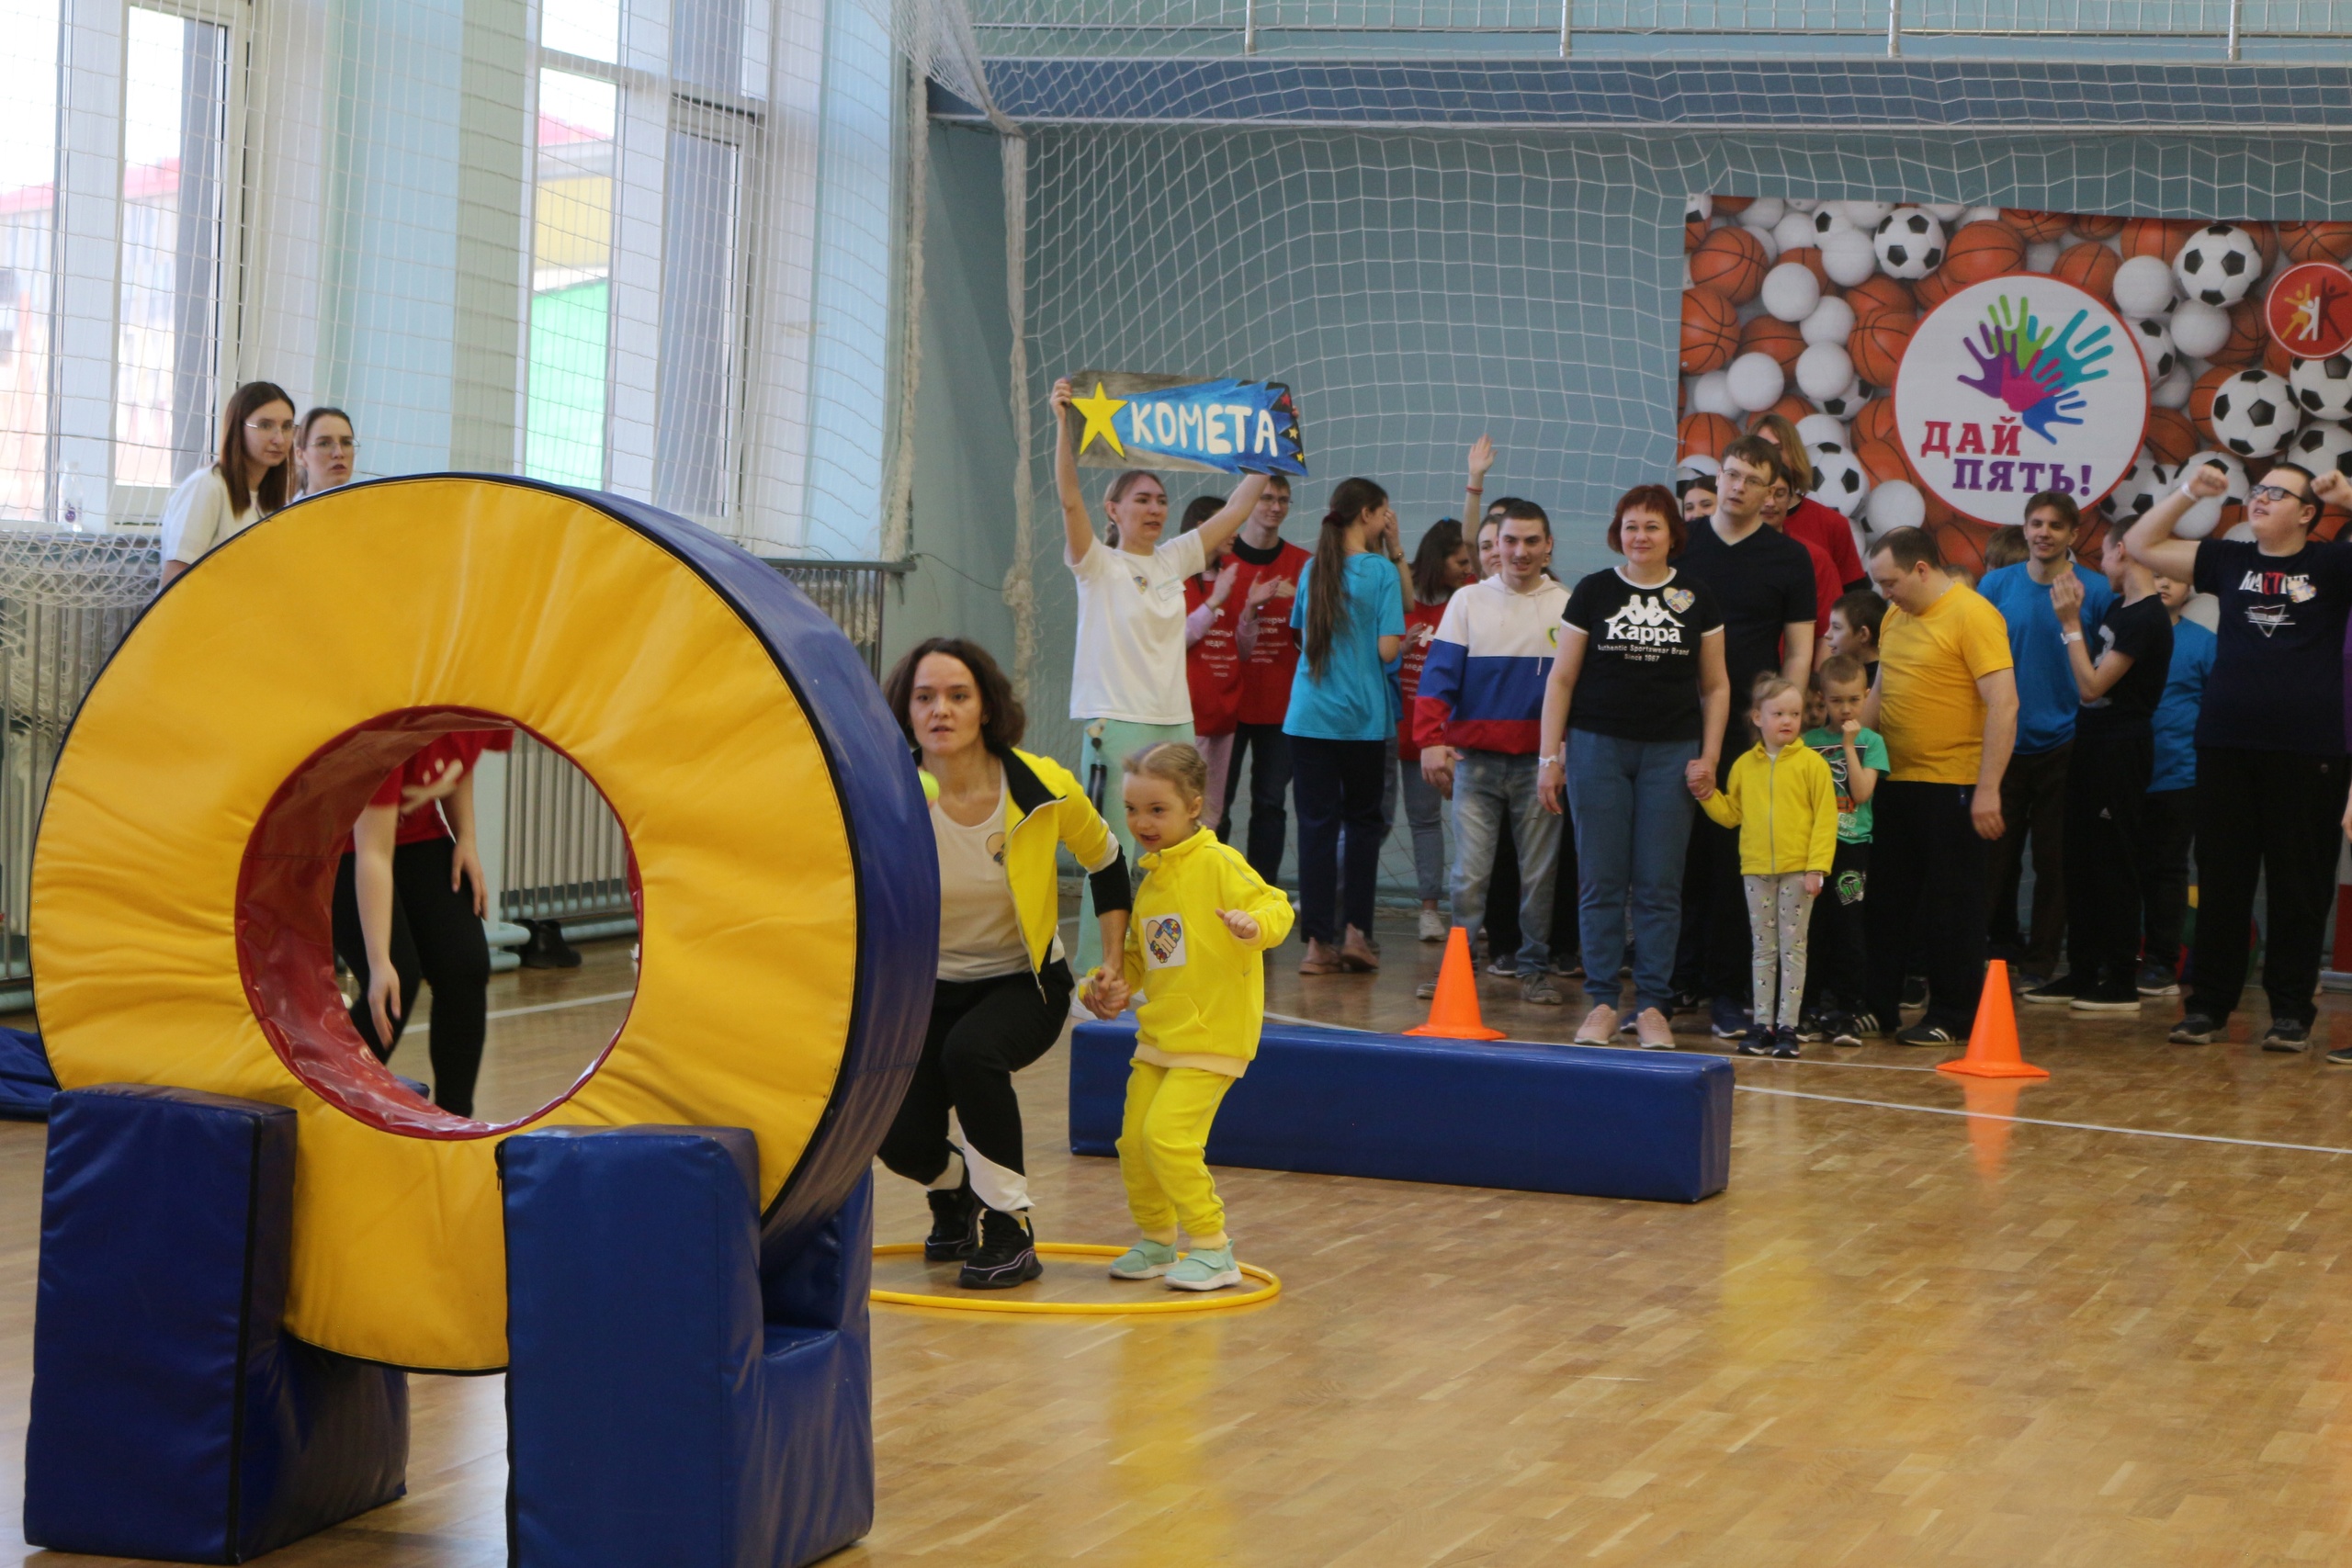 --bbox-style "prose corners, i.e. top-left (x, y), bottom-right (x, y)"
top-left (332, 839), bottom-right (492, 1117)
top-left (878, 963), bottom-right (1073, 1207)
